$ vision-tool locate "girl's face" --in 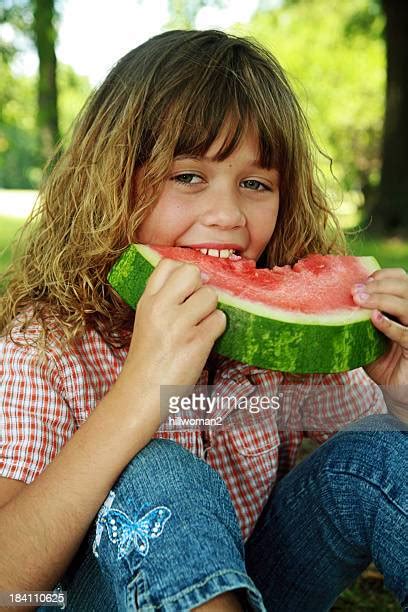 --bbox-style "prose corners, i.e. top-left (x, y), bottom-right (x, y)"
top-left (135, 128), bottom-right (280, 262)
